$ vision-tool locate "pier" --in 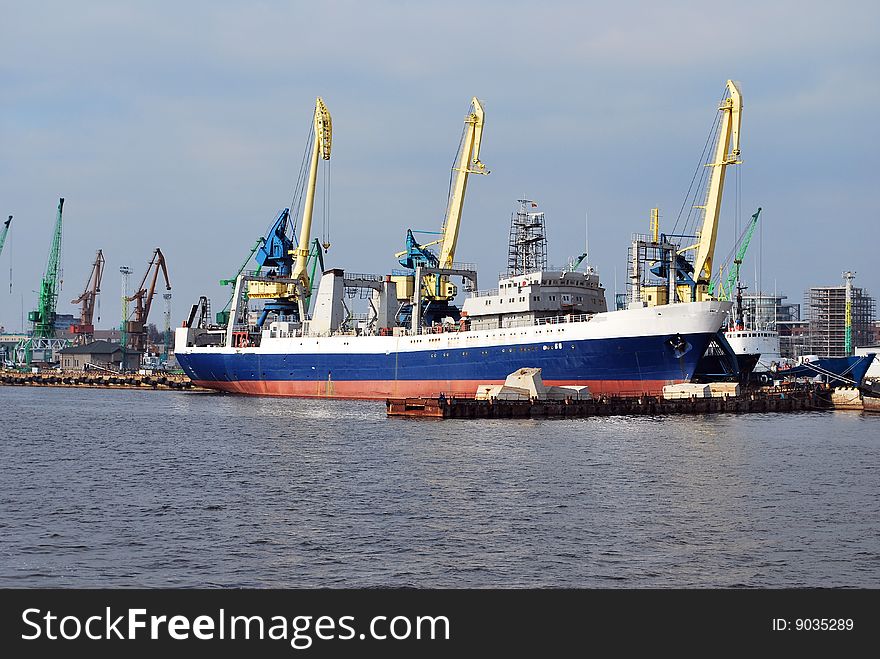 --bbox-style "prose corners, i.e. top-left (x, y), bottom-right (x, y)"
top-left (0, 370), bottom-right (199, 391)
top-left (387, 387), bottom-right (832, 419)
